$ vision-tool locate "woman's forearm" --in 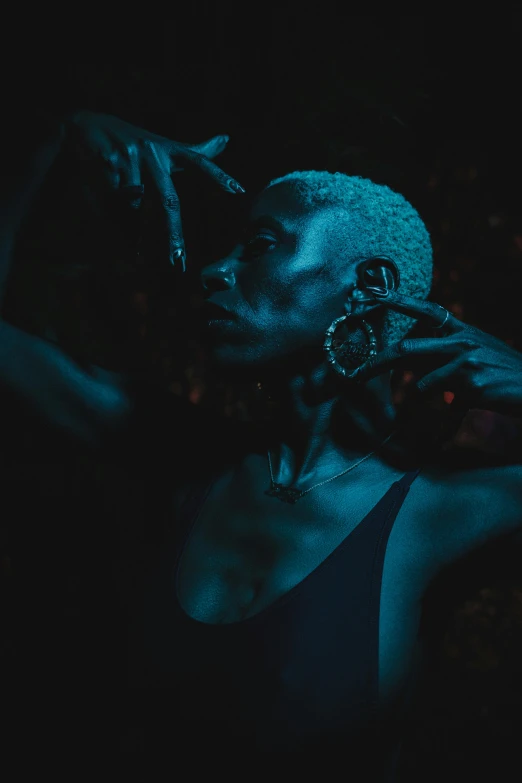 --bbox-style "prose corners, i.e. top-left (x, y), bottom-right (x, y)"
top-left (0, 318), bottom-right (132, 448)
